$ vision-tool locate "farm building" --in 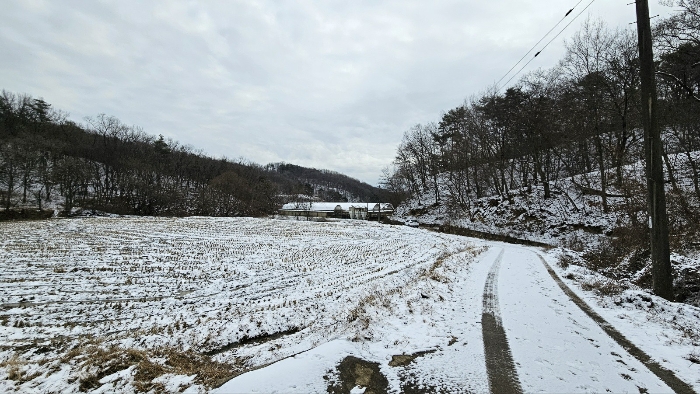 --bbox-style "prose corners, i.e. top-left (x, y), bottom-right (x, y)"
top-left (279, 202), bottom-right (394, 220)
